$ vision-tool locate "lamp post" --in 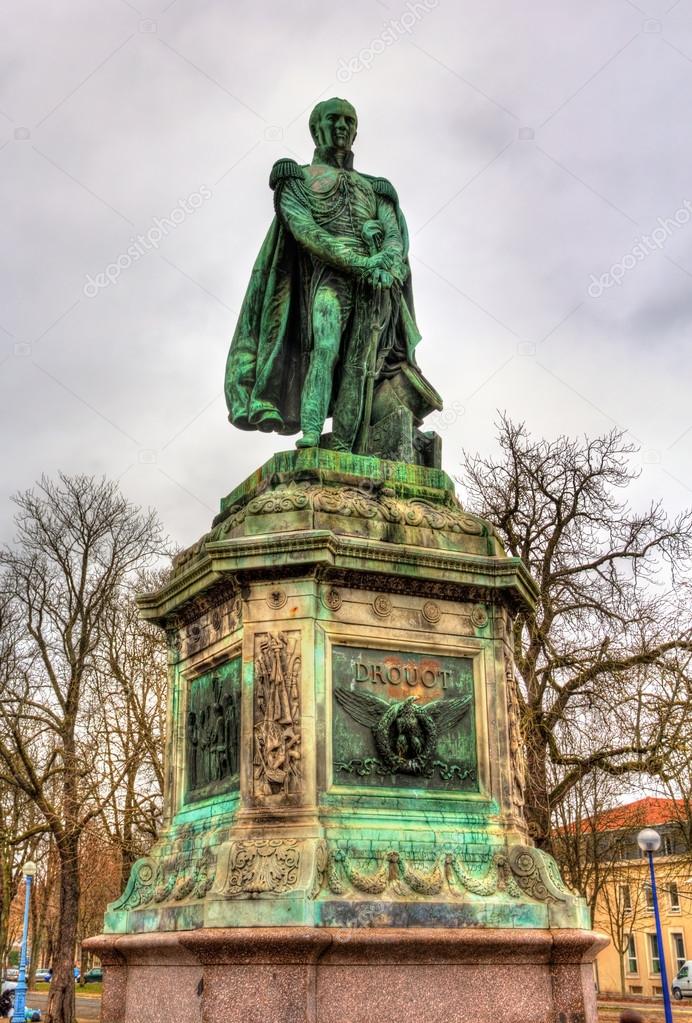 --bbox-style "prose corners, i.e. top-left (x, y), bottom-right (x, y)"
top-left (12, 863), bottom-right (37, 1023)
top-left (12, 861), bottom-right (36, 1023)
top-left (637, 828), bottom-right (673, 1023)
